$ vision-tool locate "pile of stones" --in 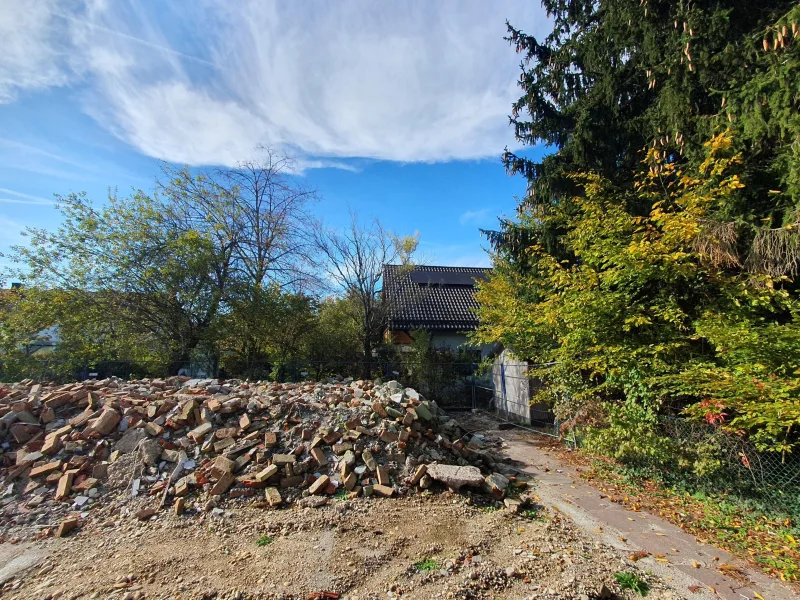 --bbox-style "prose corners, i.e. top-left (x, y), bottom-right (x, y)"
top-left (0, 376), bottom-right (516, 540)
